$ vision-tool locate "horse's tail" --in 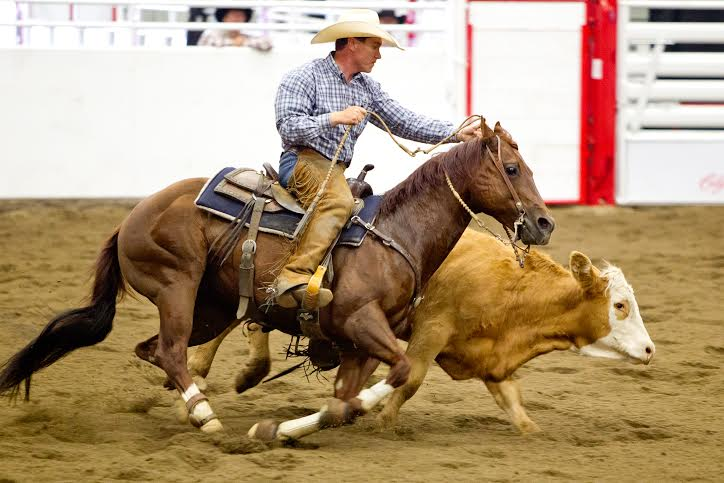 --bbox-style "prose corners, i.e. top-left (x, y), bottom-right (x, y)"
top-left (0, 229), bottom-right (126, 400)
